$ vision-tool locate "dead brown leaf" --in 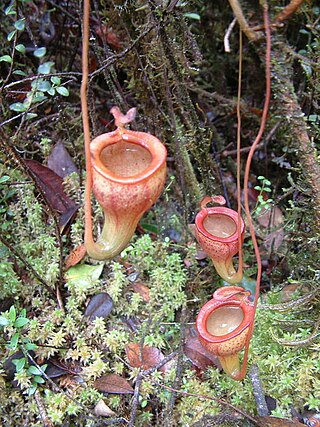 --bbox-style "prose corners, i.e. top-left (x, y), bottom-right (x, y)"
top-left (93, 374), bottom-right (133, 394)
top-left (126, 343), bottom-right (173, 372)
top-left (47, 142), bottom-right (78, 178)
top-left (25, 159), bottom-right (78, 234)
top-left (64, 245), bottom-right (87, 270)
top-left (131, 282), bottom-right (150, 302)
top-left (184, 328), bottom-right (221, 371)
